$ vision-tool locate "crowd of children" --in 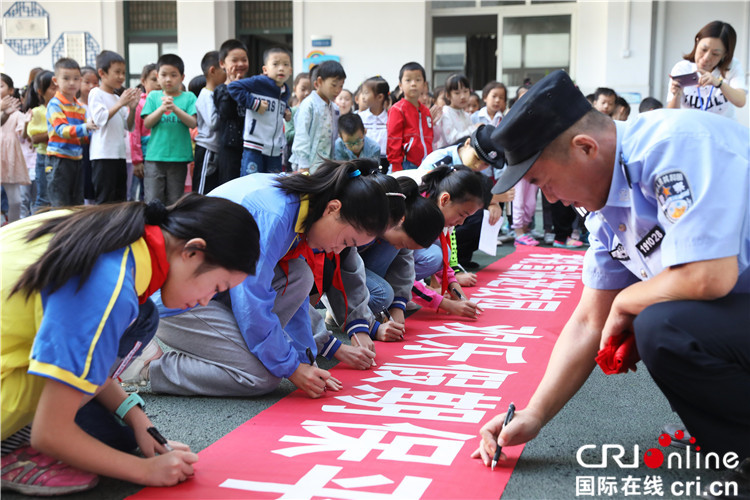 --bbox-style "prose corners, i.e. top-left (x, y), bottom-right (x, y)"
top-left (1, 39), bottom-right (677, 496)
